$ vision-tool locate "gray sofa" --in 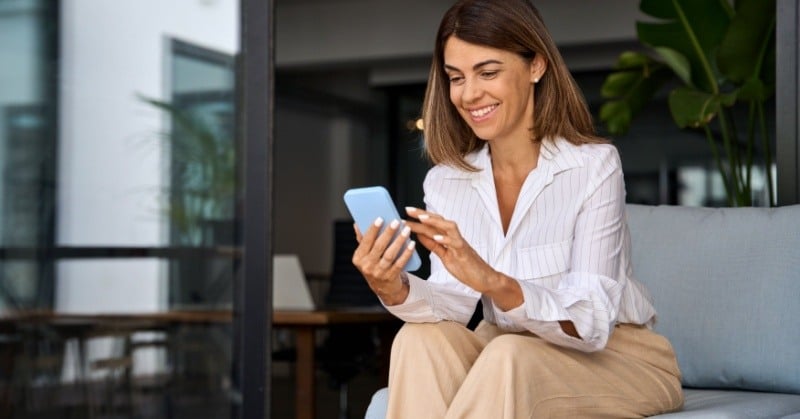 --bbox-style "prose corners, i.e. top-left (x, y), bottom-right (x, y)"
top-left (365, 204), bottom-right (800, 418)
